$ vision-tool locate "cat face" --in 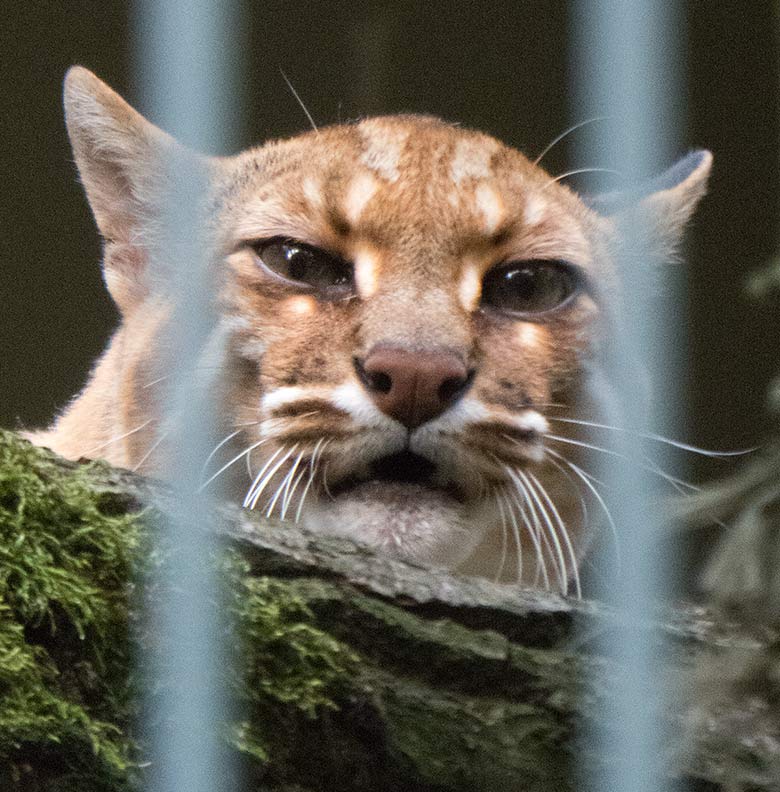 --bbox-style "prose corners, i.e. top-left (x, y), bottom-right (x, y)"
top-left (44, 67), bottom-right (711, 590)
